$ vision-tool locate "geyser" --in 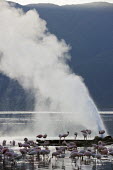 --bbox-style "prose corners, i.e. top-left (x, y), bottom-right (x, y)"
top-left (0, 1), bottom-right (106, 137)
